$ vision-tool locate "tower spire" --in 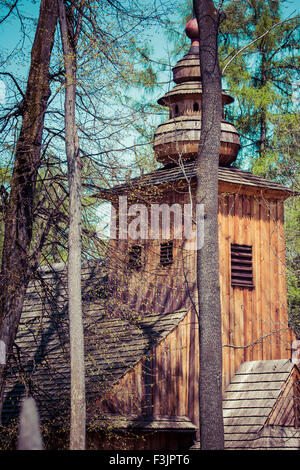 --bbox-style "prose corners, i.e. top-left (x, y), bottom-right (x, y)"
top-left (153, 18), bottom-right (241, 167)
